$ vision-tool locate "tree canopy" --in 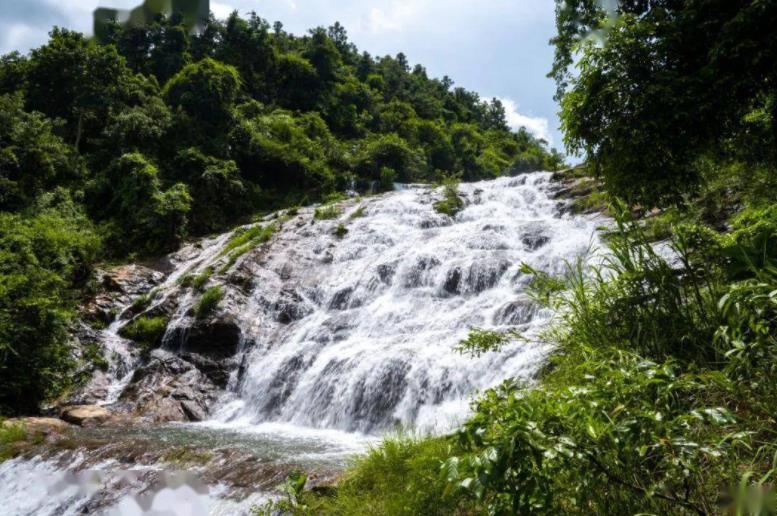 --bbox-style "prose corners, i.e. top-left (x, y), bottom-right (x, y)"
top-left (552, 0), bottom-right (777, 205)
top-left (0, 10), bottom-right (560, 414)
